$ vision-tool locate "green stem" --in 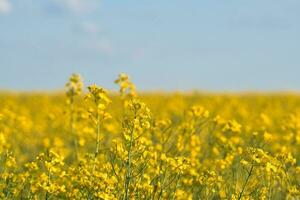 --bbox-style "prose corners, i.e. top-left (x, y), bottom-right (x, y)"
top-left (93, 112), bottom-right (101, 171)
top-left (171, 174), bottom-right (181, 200)
top-left (124, 126), bottom-right (134, 200)
top-left (238, 165), bottom-right (254, 200)
top-left (95, 113), bottom-right (100, 157)
top-left (70, 95), bottom-right (79, 161)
